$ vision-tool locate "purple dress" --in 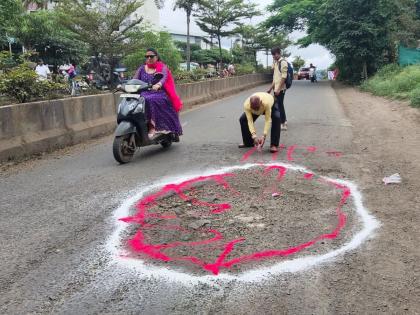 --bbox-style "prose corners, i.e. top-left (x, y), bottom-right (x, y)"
top-left (135, 66), bottom-right (182, 136)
